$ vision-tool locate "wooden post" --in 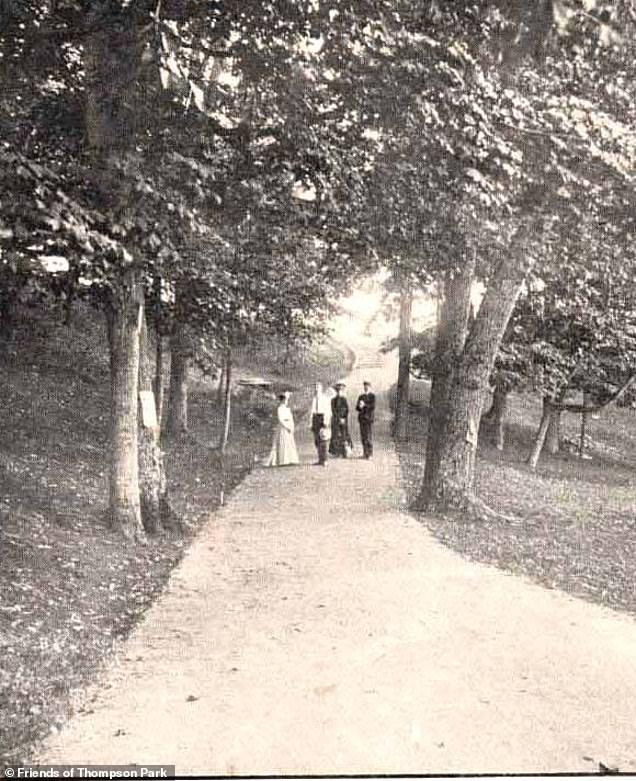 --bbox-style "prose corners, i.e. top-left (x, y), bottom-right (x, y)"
top-left (219, 347), bottom-right (232, 454)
